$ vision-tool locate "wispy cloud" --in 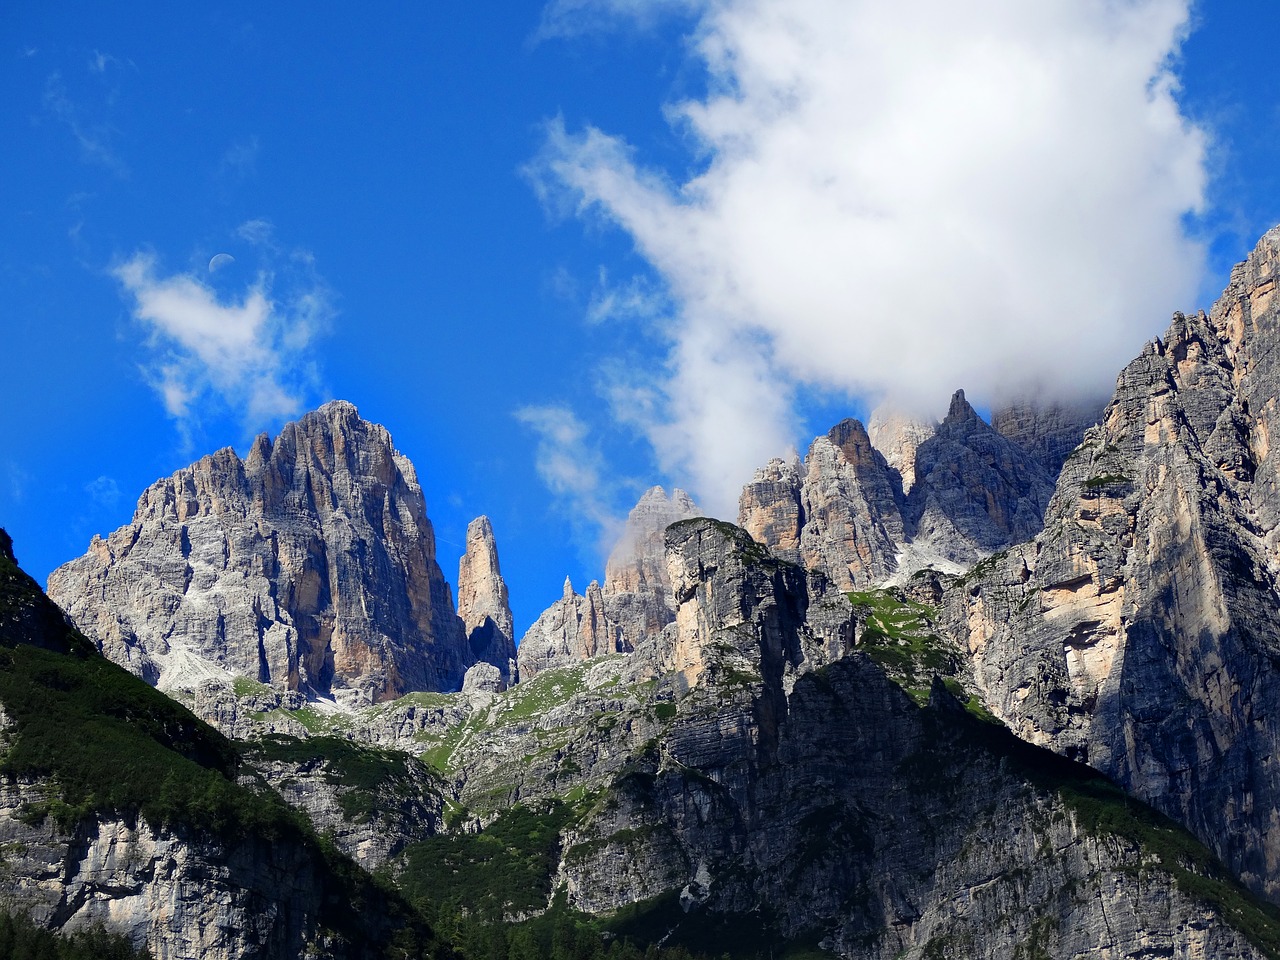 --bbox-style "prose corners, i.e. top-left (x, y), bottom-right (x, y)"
top-left (114, 233), bottom-right (332, 442)
top-left (43, 71), bottom-right (126, 175)
top-left (532, 0), bottom-right (1209, 516)
top-left (515, 404), bottom-right (625, 554)
top-left (84, 475), bottom-right (121, 510)
top-left (537, 0), bottom-right (696, 39)
top-left (585, 269), bottom-right (669, 325)
top-left (219, 136), bottom-right (260, 180)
